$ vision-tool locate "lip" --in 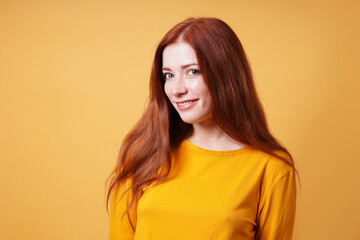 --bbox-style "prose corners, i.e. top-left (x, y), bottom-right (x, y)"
top-left (175, 99), bottom-right (199, 110)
